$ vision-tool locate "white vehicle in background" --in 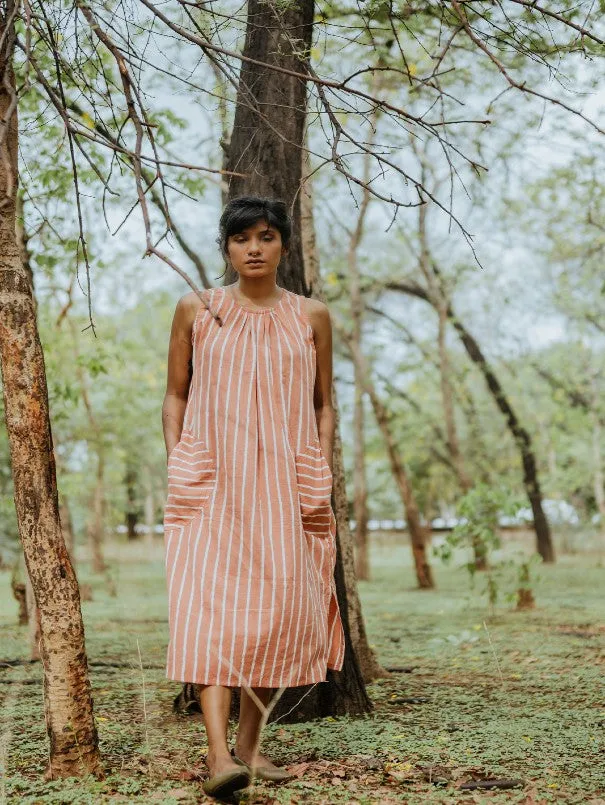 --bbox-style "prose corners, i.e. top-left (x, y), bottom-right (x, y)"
top-left (351, 500), bottom-right (581, 533)
top-left (512, 499), bottom-right (580, 527)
